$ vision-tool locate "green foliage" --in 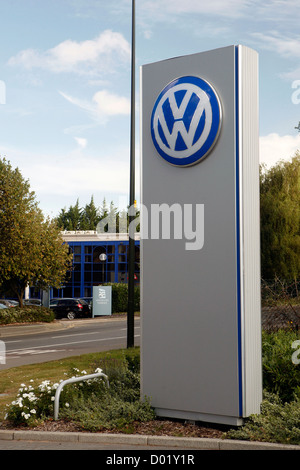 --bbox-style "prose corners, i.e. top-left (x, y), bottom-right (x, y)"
top-left (56, 196), bottom-right (140, 233)
top-left (225, 330), bottom-right (300, 445)
top-left (262, 329), bottom-right (300, 402)
top-left (260, 154), bottom-right (300, 280)
top-left (65, 394), bottom-right (154, 432)
top-left (56, 196), bottom-right (114, 231)
top-left (105, 283), bottom-right (140, 313)
top-left (225, 392), bottom-right (300, 445)
top-left (62, 351), bottom-right (154, 432)
top-left (0, 306), bottom-right (55, 325)
top-left (0, 158), bottom-right (73, 306)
